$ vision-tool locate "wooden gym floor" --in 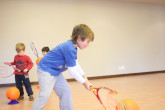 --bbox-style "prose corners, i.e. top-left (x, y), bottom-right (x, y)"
top-left (0, 72), bottom-right (165, 110)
